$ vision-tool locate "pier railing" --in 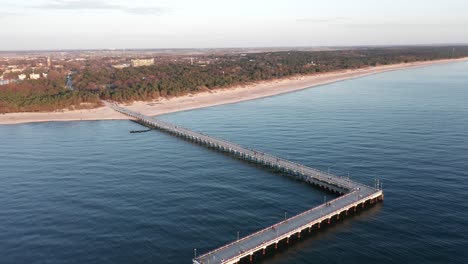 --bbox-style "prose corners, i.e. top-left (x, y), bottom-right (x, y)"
top-left (110, 104), bottom-right (383, 264)
top-left (110, 104), bottom-right (375, 193)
